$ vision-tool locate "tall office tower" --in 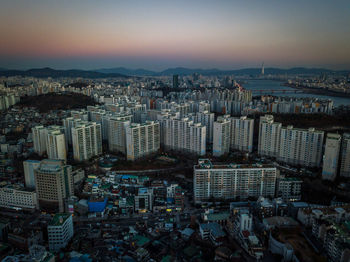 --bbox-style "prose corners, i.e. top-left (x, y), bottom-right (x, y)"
top-left (173, 74), bottom-right (179, 89)
top-left (195, 111), bottom-right (214, 143)
top-left (46, 127), bottom-right (67, 161)
top-left (23, 160), bottom-right (41, 189)
top-left (213, 115), bottom-right (231, 157)
top-left (48, 213), bottom-right (74, 252)
top-left (258, 115), bottom-right (282, 157)
top-left (34, 159), bottom-right (74, 212)
top-left (32, 126), bottom-right (48, 156)
top-left (261, 62), bottom-right (265, 75)
top-left (126, 121), bottom-right (160, 161)
top-left (230, 116), bottom-right (254, 153)
top-left (71, 121), bottom-right (102, 161)
top-left (340, 133), bottom-right (350, 177)
top-left (278, 126), bottom-right (324, 167)
top-left (193, 159), bottom-right (277, 203)
top-left (161, 117), bottom-right (206, 156)
top-left (322, 133), bottom-right (341, 181)
top-left (108, 115), bottom-right (132, 154)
